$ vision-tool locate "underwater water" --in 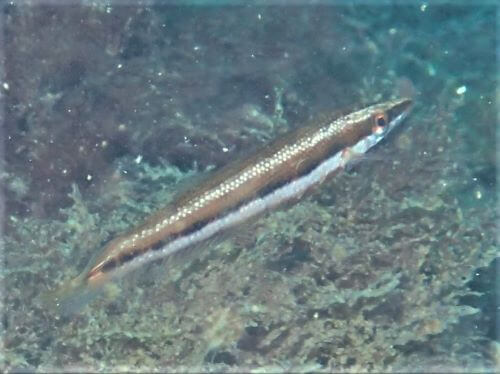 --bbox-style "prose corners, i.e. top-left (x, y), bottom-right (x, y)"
top-left (1, 3), bottom-right (497, 372)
